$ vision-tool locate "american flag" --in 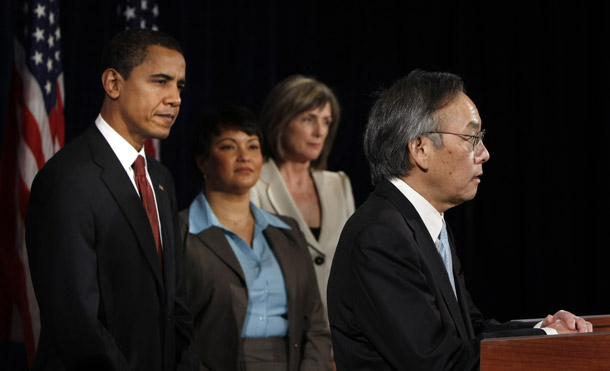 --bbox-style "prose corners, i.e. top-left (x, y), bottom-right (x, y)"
top-left (118, 0), bottom-right (162, 160)
top-left (118, 0), bottom-right (159, 31)
top-left (0, 0), bottom-right (64, 366)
